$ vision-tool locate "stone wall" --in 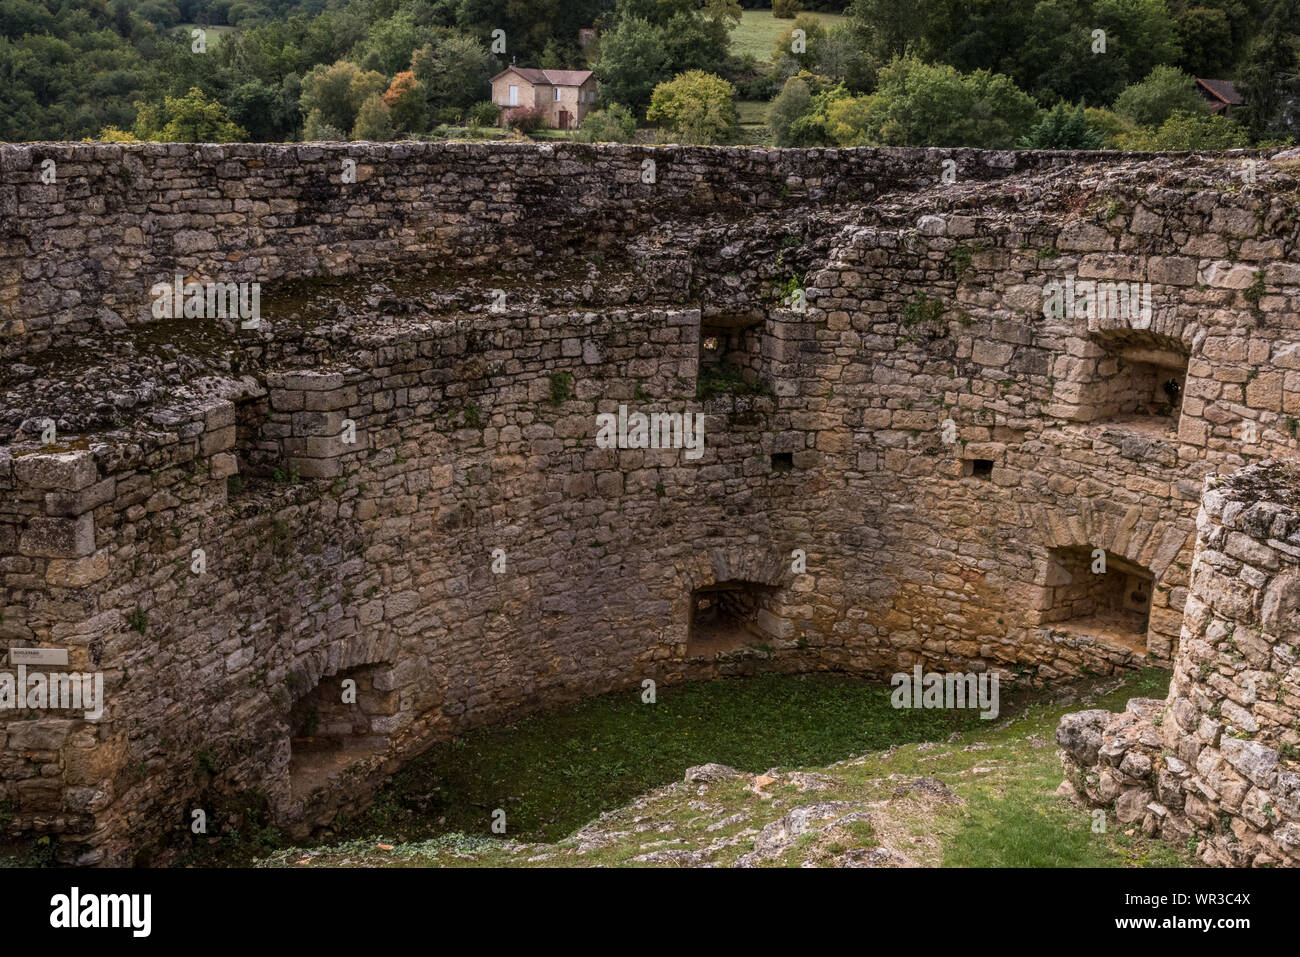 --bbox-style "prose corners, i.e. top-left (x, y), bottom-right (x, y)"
top-left (1, 141), bottom-right (1147, 358)
top-left (2, 142), bottom-right (1299, 865)
top-left (1058, 461), bottom-right (1300, 866)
